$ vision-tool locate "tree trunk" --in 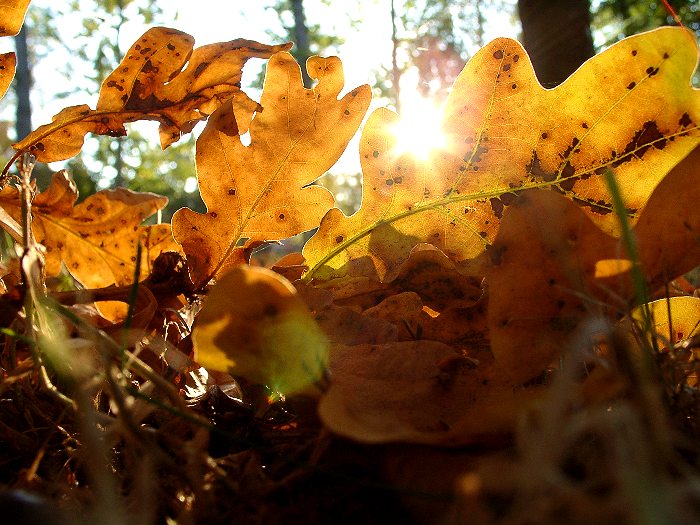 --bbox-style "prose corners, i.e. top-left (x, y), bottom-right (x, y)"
top-left (290, 0), bottom-right (312, 88)
top-left (518, 0), bottom-right (595, 87)
top-left (14, 25), bottom-right (32, 141)
top-left (474, 0), bottom-right (485, 48)
top-left (390, 0), bottom-right (401, 113)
